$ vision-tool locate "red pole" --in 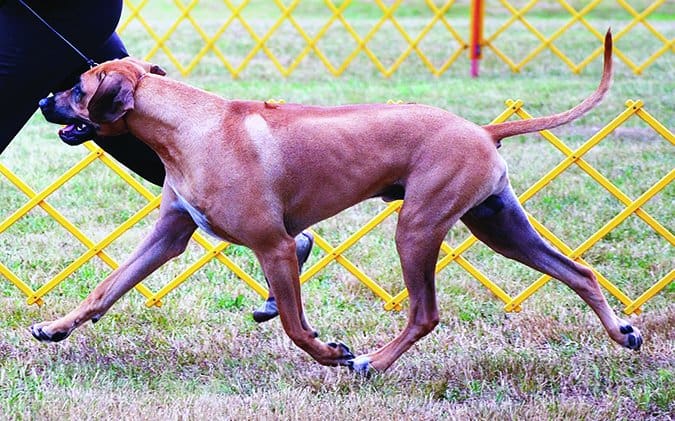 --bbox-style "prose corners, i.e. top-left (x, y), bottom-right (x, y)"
top-left (470, 0), bottom-right (484, 78)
